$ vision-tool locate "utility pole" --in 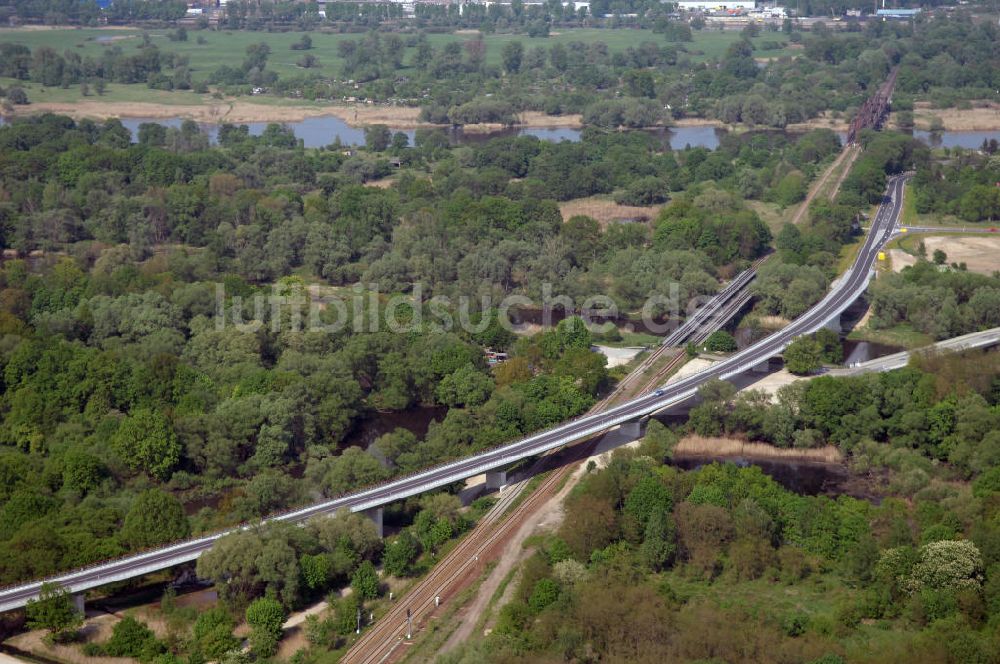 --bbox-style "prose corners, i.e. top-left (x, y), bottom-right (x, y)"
top-left (356, 606), bottom-right (362, 634)
top-left (406, 608), bottom-right (412, 639)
